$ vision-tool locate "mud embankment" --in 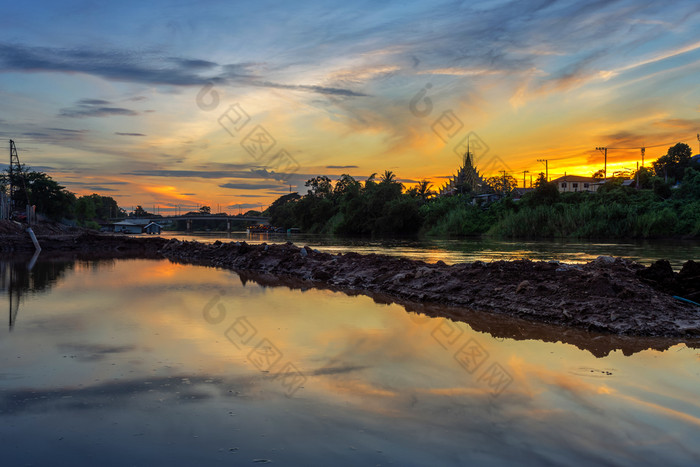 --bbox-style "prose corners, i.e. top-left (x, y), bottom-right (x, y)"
top-left (159, 238), bottom-right (700, 337)
top-left (1, 221), bottom-right (167, 259)
top-left (3, 221), bottom-right (699, 339)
